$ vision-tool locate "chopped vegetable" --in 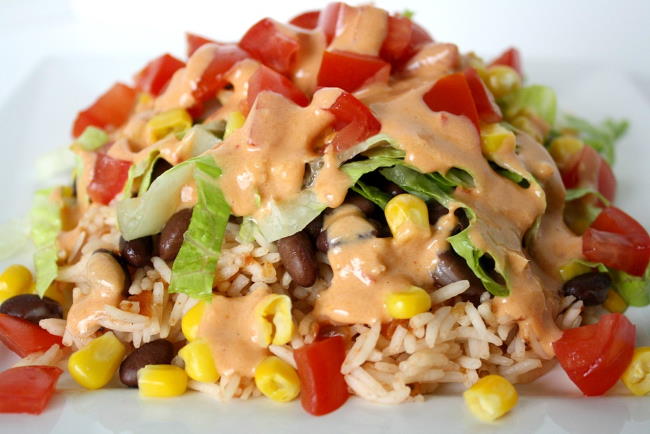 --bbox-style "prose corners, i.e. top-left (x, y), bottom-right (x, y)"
top-left (489, 47), bottom-right (522, 76)
top-left (134, 53), bottom-right (185, 97)
top-left (485, 65), bottom-right (521, 99)
top-left (185, 32), bottom-right (216, 57)
top-left (254, 356), bottom-right (301, 402)
top-left (317, 50), bottom-right (390, 93)
top-left (138, 365), bottom-right (188, 398)
top-left (30, 189), bottom-right (62, 297)
top-left (501, 84), bottom-right (557, 127)
top-left (465, 68), bottom-right (502, 123)
top-left (178, 340), bottom-right (220, 383)
top-left (464, 374), bottom-right (518, 422)
top-left (0, 313), bottom-right (62, 357)
top-left (621, 347), bottom-right (650, 396)
top-left (289, 10), bottom-right (320, 29)
top-left (326, 92), bottom-right (382, 152)
top-left (240, 18), bottom-right (299, 76)
top-left (0, 366), bottom-right (62, 415)
top-left (181, 301), bottom-right (206, 341)
top-left (562, 115), bottom-right (628, 165)
top-left (68, 332), bottom-right (126, 390)
top-left (224, 111), bottom-right (245, 139)
top-left (318, 2), bottom-right (344, 43)
top-left (247, 65), bottom-right (308, 111)
top-left (87, 153), bottom-right (132, 205)
top-left (0, 265), bottom-right (33, 304)
top-left (254, 294), bottom-right (294, 346)
top-left (423, 72), bottom-right (480, 131)
top-left (384, 193), bottom-right (431, 241)
top-left (75, 126), bottom-right (109, 151)
top-left (386, 286), bottom-right (432, 319)
top-left (72, 82), bottom-right (137, 138)
top-left (603, 289), bottom-right (628, 313)
top-left (145, 108), bottom-right (193, 143)
top-left (380, 14), bottom-right (433, 68)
